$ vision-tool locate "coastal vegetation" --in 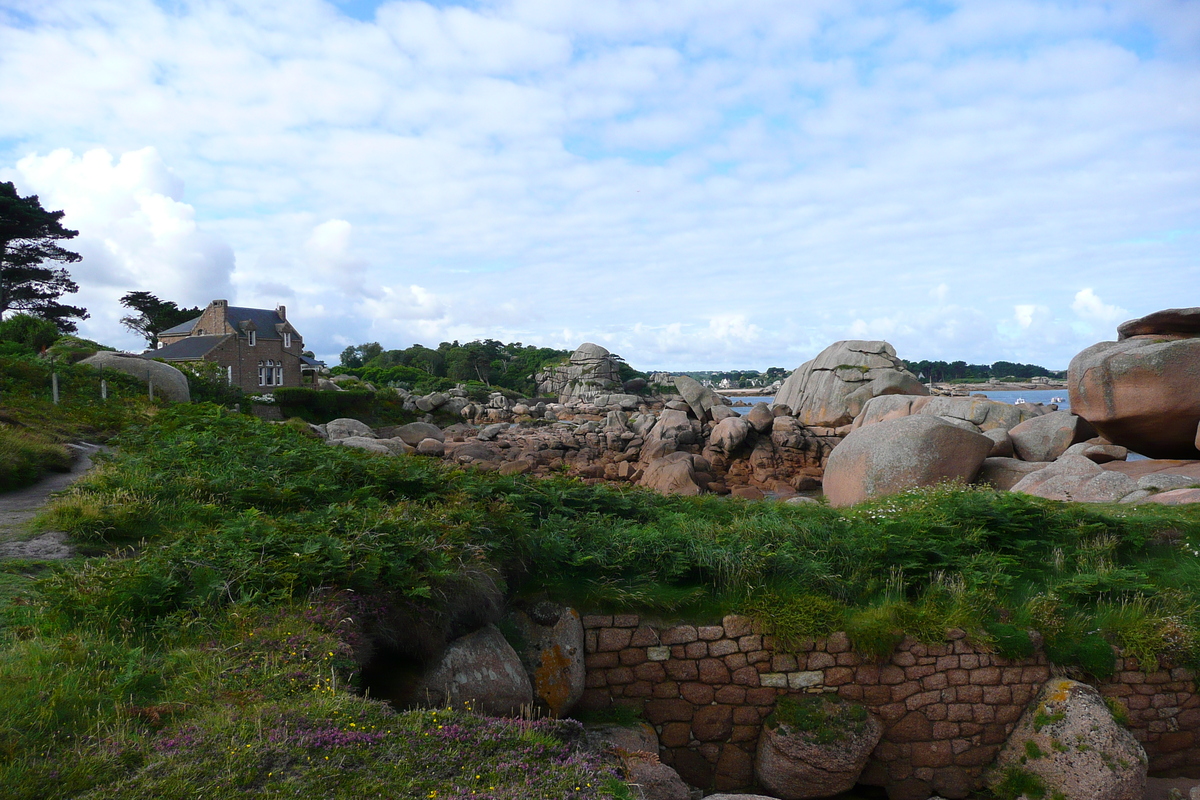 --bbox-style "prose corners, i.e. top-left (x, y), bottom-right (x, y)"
top-left (0, 400), bottom-right (1196, 795)
top-left (2, 341), bottom-right (1198, 796)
